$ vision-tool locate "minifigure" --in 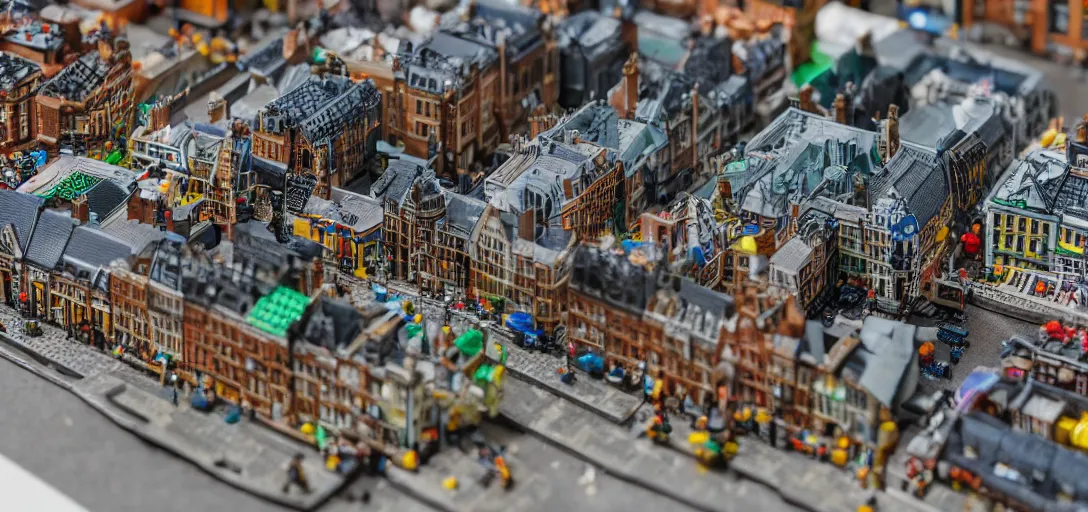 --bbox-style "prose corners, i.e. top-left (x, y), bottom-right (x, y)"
top-left (646, 403), bottom-right (672, 444)
top-left (282, 453), bottom-right (311, 494)
top-left (961, 222), bottom-right (982, 259)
